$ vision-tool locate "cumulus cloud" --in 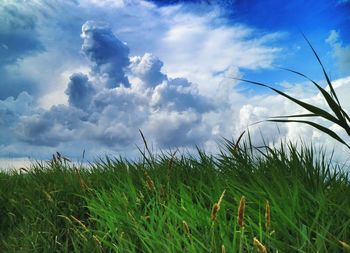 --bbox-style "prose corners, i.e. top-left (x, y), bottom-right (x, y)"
top-left (130, 53), bottom-right (167, 87)
top-left (10, 20), bottom-right (215, 152)
top-left (81, 21), bottom-right (130, 88)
